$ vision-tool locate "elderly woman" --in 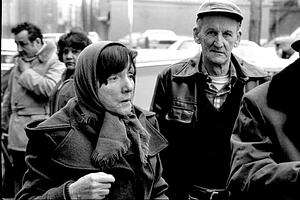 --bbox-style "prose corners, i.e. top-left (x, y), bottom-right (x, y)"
top-left (16, 42), bottom-right (169, 200)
